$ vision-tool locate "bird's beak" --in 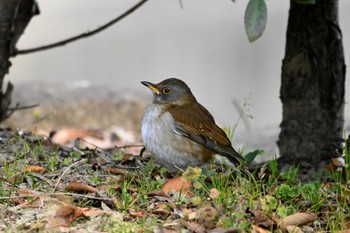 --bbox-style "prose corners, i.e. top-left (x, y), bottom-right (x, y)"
top-left (141, 81), bottom-right (160, 95)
